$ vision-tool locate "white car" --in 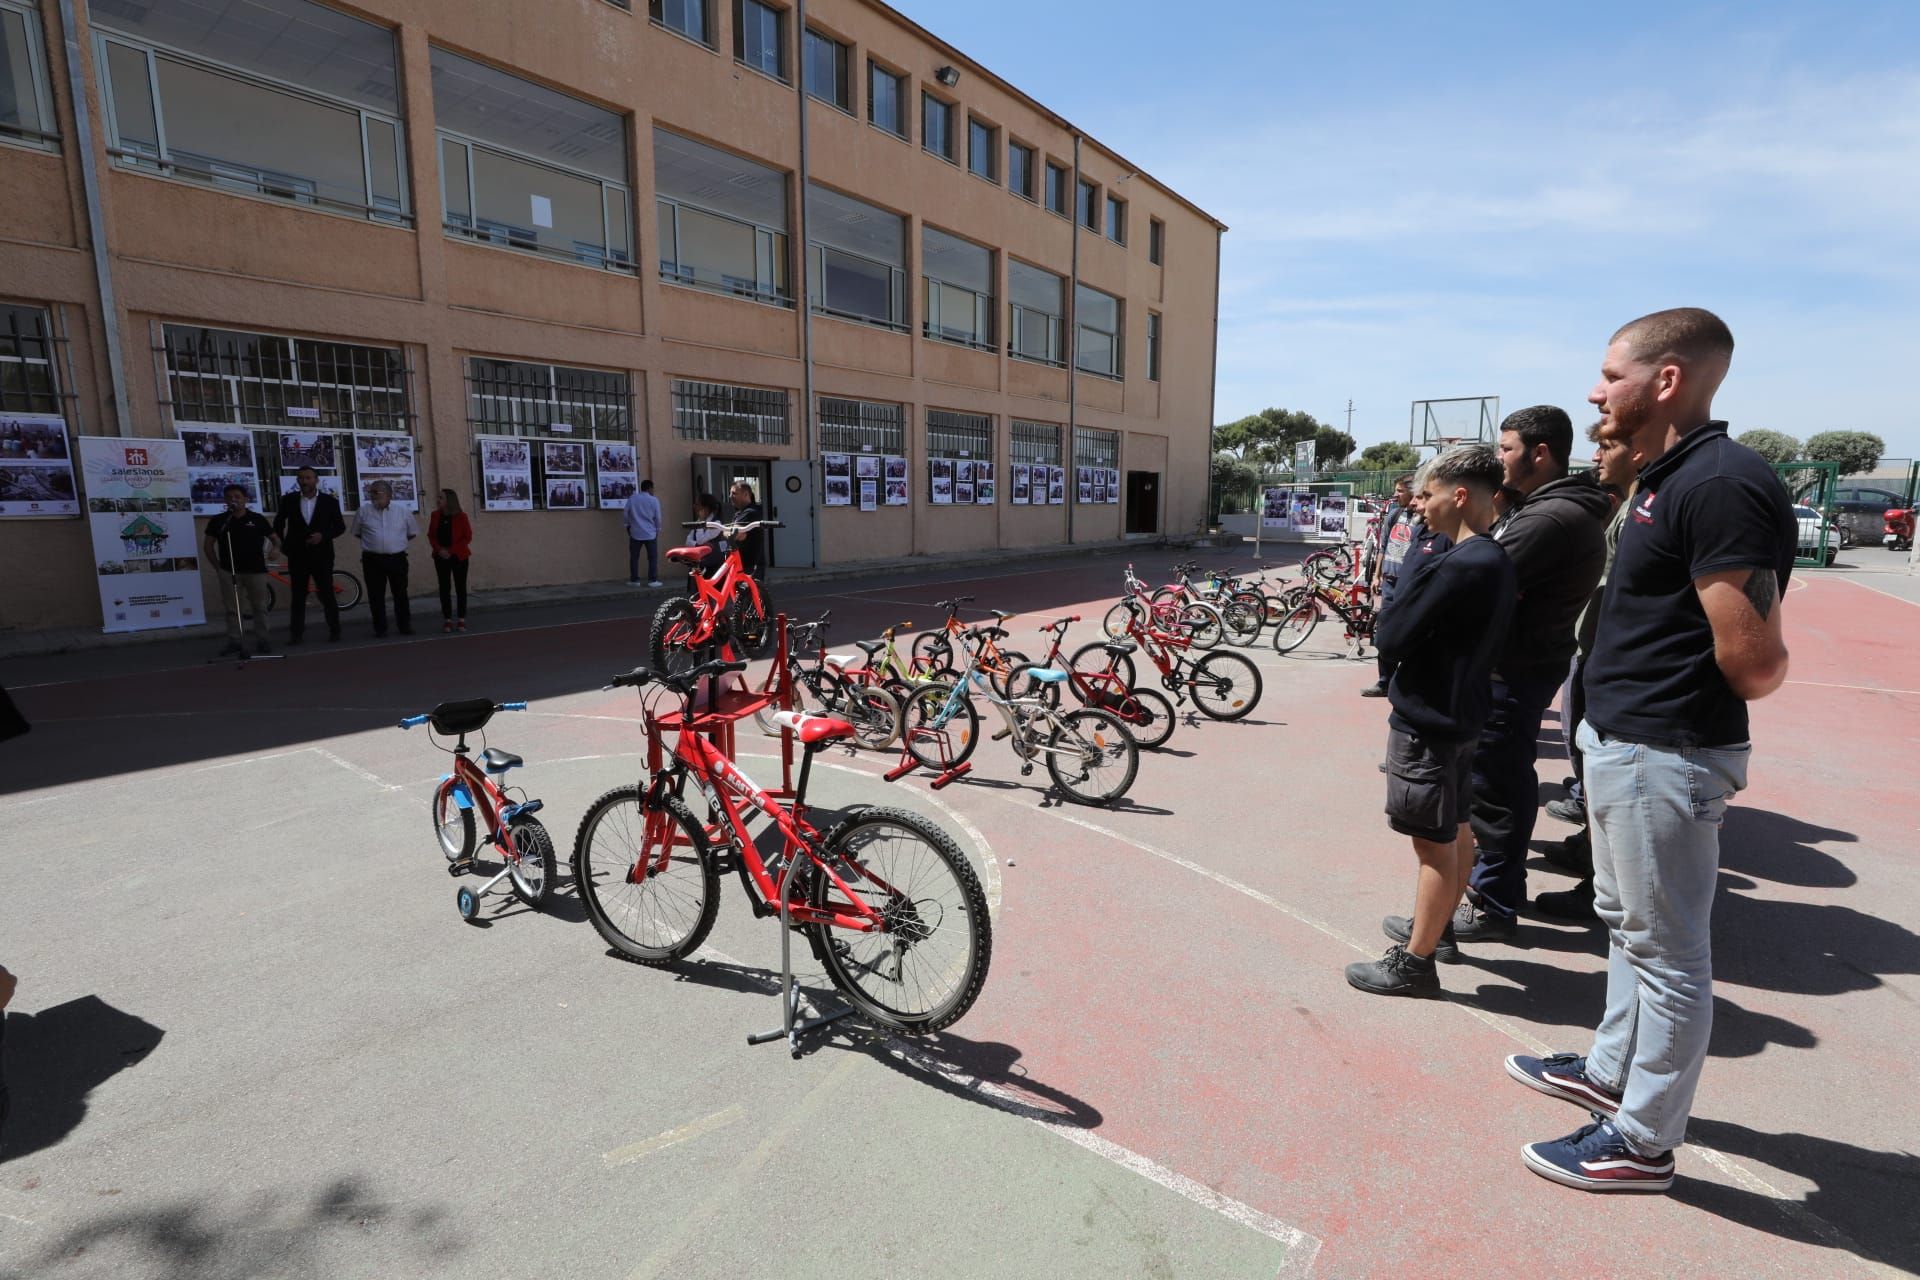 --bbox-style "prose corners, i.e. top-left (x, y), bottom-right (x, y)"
top-left (1793, 505), bottom-right (1842, 566)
